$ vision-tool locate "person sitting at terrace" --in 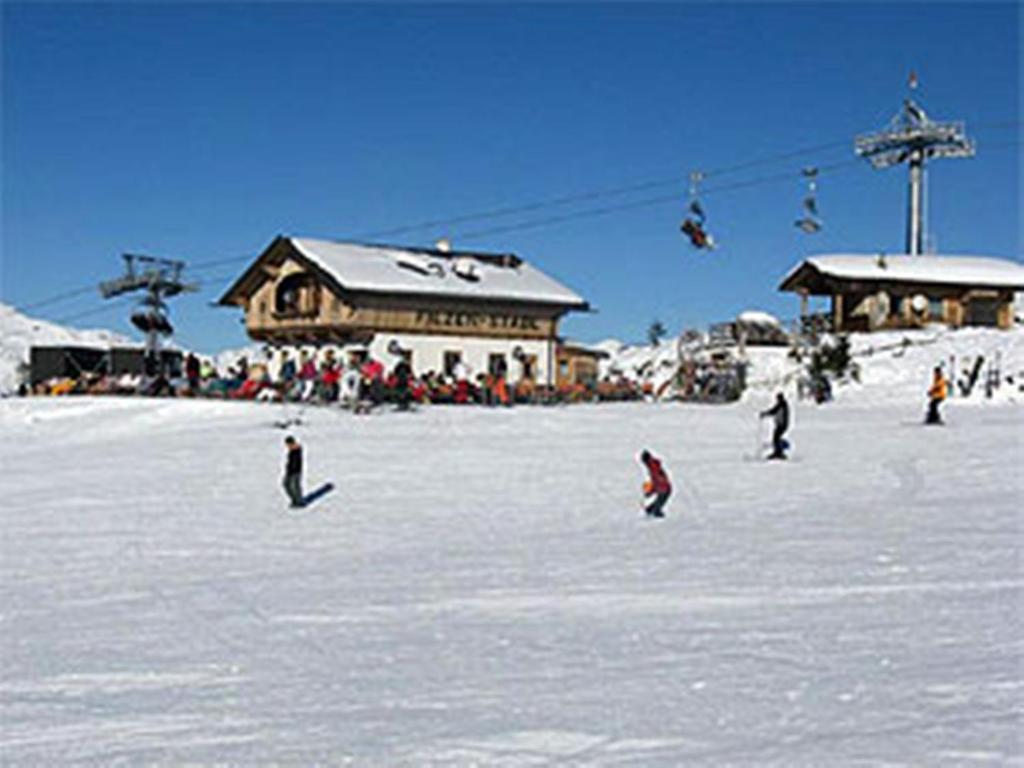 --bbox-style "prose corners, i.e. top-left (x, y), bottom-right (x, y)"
top-left (278, 351), bottom-right (297, 386)
top-left (319, 353), bottom-right (341, 402)
top-left (361, 356), bottom-right (385, 406)
top-left (298, 352), bottom-right (318, 400)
